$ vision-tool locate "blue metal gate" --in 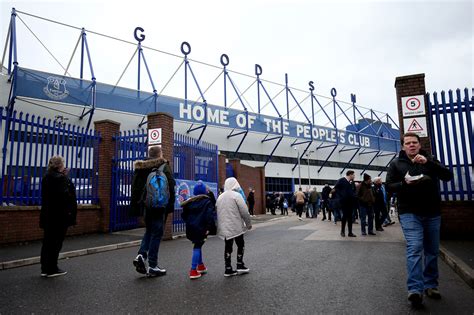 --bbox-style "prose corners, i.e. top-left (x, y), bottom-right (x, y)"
top-left (110, 131), bottom-right (219, 233)
top-left (427, 88), bottom-right (473, 201)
